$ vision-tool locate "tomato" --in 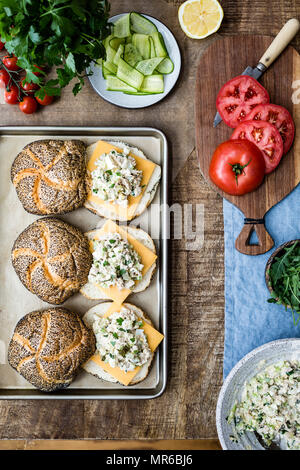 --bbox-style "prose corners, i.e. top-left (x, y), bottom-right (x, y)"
top-left (230, 120), bottom-right (283, 174)
top-left (33, 65), bottom-right (44, 76)
top-left (247, 103), bottom-right (295, 154)
top-left (2, 54), bottom-right (20, 71)
top-left (21, 79), bottom-right (40, 93)
top-left (209, 140), bottom-right (265, 196)
top-left (35, 93), bottom-right (53, 106)
top-left (216, 75), bottom-right (270, 128)
top-left (4, 85), bottom-right (19, 104)
top-left (0, 41), bottom-right (5, 50)
top-left (0, 69), bottom-right (10, 88)
top-left (19, 96), bottom-right (38, 114)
